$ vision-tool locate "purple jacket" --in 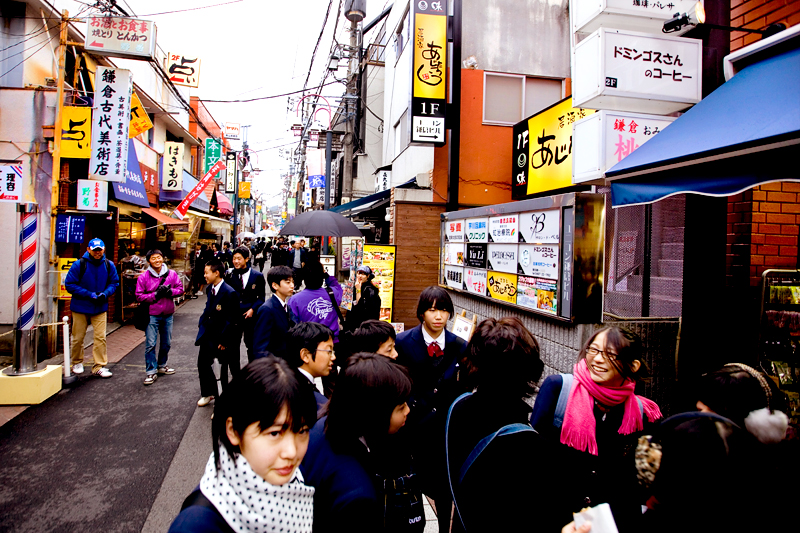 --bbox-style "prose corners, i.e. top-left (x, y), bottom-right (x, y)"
top-left (288, 276), bottom-right (343, 341)
top-left (135, 267), bottom-right (184, 316)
